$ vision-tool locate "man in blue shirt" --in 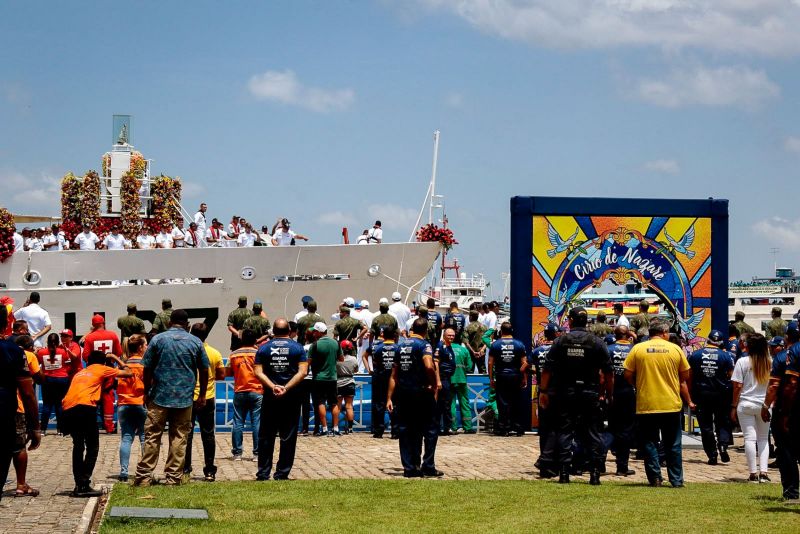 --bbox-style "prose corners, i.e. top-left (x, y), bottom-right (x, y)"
top-left (254, 318), bottom-right (308, 480)
top-left (425, 297), bottom-right (442, 348)
top-left (387, 318), bottom-right (440, 477)
top-left (444, 302), bottom-right (466, 344)
top-left (488, 321), bottom-right (529, 437)
top-left (687, 329), bottom-right (735, 465)
top-left (368, 326), bottom-right (399, 439)
top-left (434, 329), bottom-right (457, 435)
top-left (604, 325), bottom-right (636, 476)
top-left (134, 309), bottom-right (209, 486)
top-left (531, 323), bottom-right (558, 477)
